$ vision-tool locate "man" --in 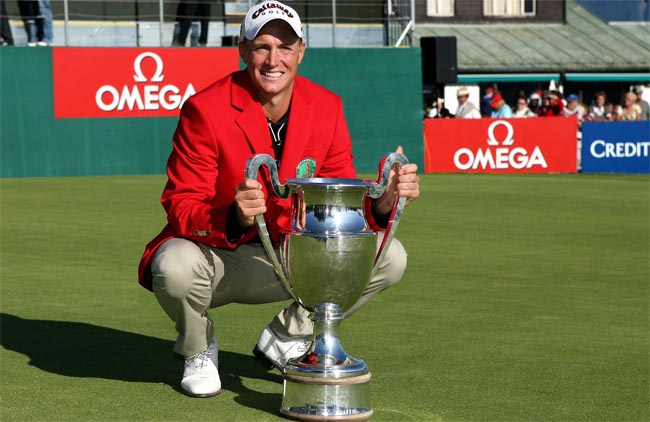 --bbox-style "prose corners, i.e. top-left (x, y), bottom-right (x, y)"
top-left (564, 94), bottom-right (586, 125)
top-left (455, 86), bottom-right (481, 119)
top-left (137, 1), bottom-right (420, 398)
top-left (490, 92), bottom-right (512, 118)
top-left (0, 0), bottom-right (14, 46)
top-left (16, 0), bottom-right (52, 46)
top-left (528, 92), bottom-right (541, 114)
top-left (634, 85), bottom-right (650, 120)
top-left (481, 87), bottom-right (494, 117)
top-left (427, 96), bottom-right (453, 118)
top-left (172, 0), bottom-right (210, 47)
